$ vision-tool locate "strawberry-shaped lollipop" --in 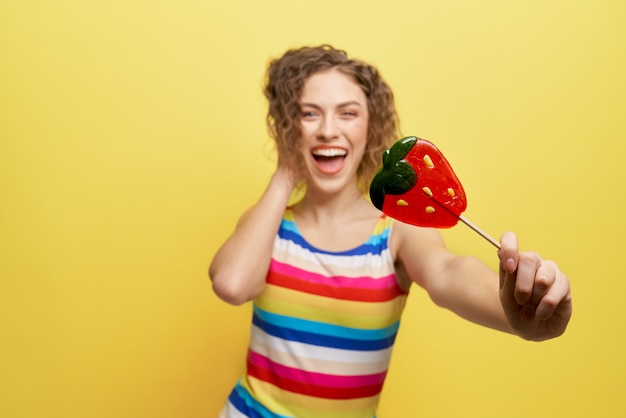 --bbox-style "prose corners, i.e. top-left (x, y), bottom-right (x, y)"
top-left (370, 136), bottom-right (500, 248)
